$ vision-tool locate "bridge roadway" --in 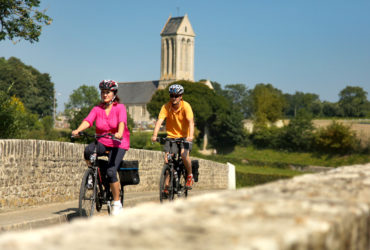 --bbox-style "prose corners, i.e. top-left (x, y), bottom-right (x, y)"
top-left (0, 189), bottom-right (211, 232)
